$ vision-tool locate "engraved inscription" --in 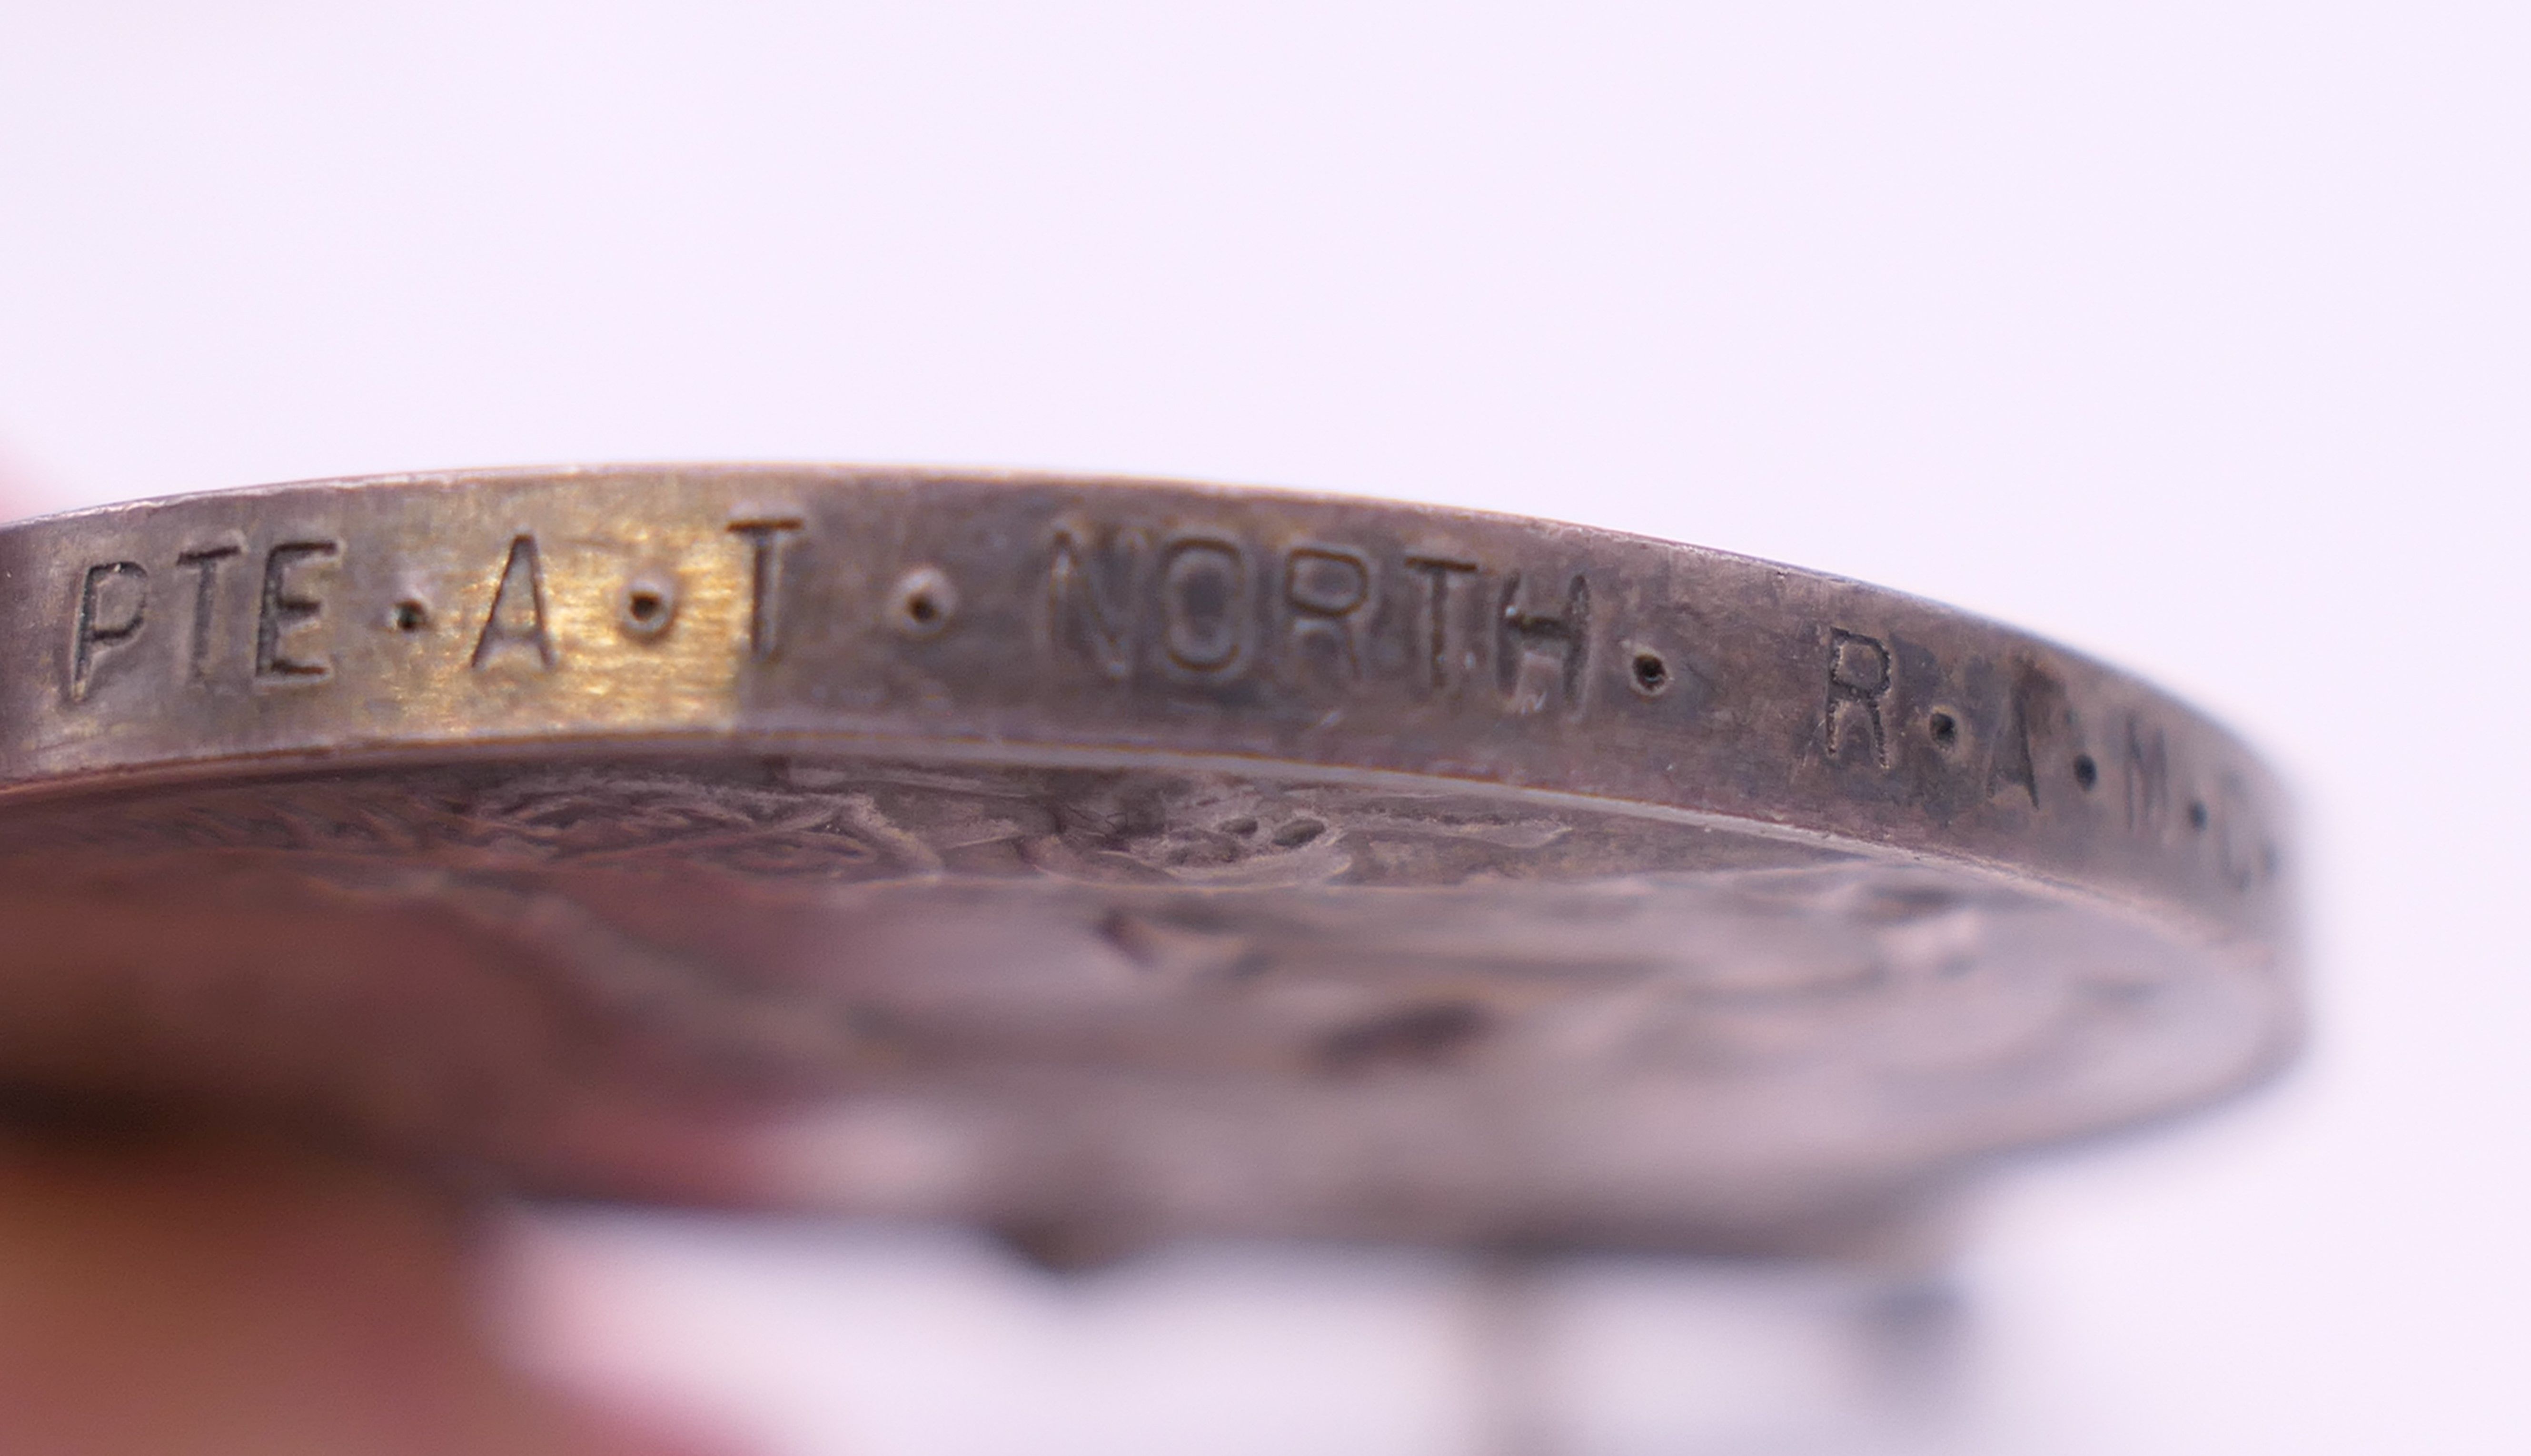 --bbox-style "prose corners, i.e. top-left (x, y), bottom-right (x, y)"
top-left (1987, 662), bottom-right (2068, 807)
top-left (176, 543), bottom-right (240, 682)
top-left (18, 478), bottom-right (2290, 942)
top-left (616, 567), bottom-right (678, 642)
top-left (1823, 629), bottom-right (1892, 768)
top-left (887, 567), bottom-right (957, 639)
top-left (1047, 523), bottom-right (1147, 681)
top-left (1628, 646), bottom-right (1675, 699)
top-left (2123, 716), bottom-right (2169, 834)
top-left (1282, 546), bottom-right (1372, 681)
top-left (1158, 537), bottom-right (1253, 677)
top-left (471, 536), bottom-right (554, 671)
top-left (2209, 774), bottom-right (2266, 890)
top-left (255, 542), bottom-right (337, 683)
top-left (728, 517), bottom-right (804, 662)
top-left (1037, 530), bottom-right (1633, 713)
top-left (1497, 572), bottom-right (1589, 713)
top-left (1404, 555), bottom-right (1477, 691)
top-left (68, 561), bottom-right (148, 702)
